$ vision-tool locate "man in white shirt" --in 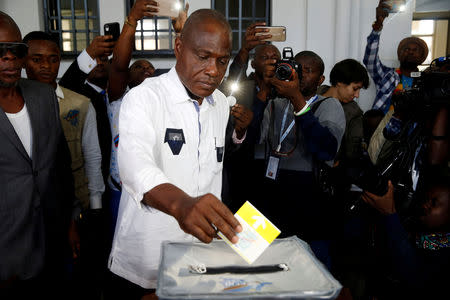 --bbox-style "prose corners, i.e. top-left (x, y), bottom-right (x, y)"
top-left (108, 8), bottom-right (246, 296)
